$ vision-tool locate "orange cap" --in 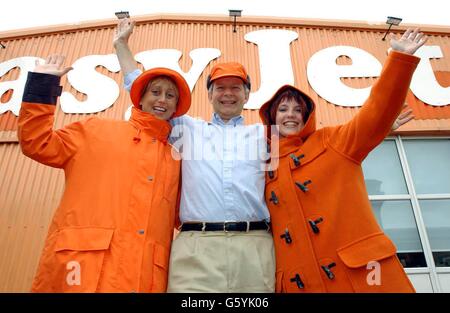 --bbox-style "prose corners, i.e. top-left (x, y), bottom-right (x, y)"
top-left (209, 62), bottom-right (249, 85)
top-left (130, 68), bottom-right (191, 118)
